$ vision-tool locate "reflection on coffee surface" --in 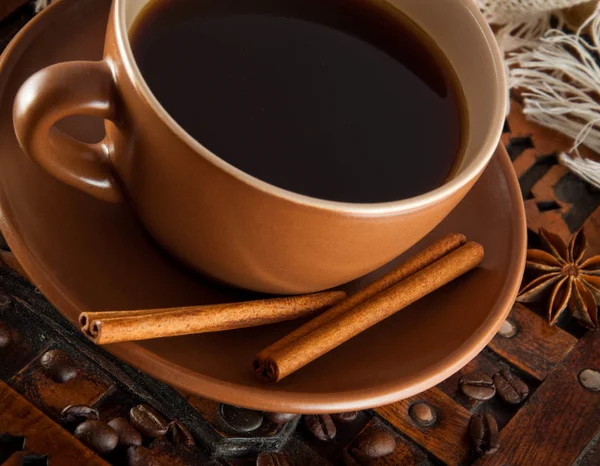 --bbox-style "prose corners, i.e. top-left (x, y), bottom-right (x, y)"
top-left (130, 0), bottom-right (466, 203)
